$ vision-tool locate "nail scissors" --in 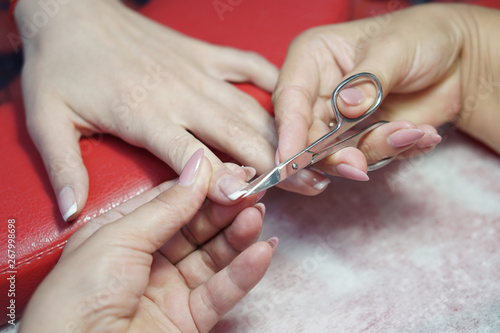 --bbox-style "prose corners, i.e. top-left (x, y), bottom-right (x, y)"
top-left (229, 72), bottom-right (396, 200)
